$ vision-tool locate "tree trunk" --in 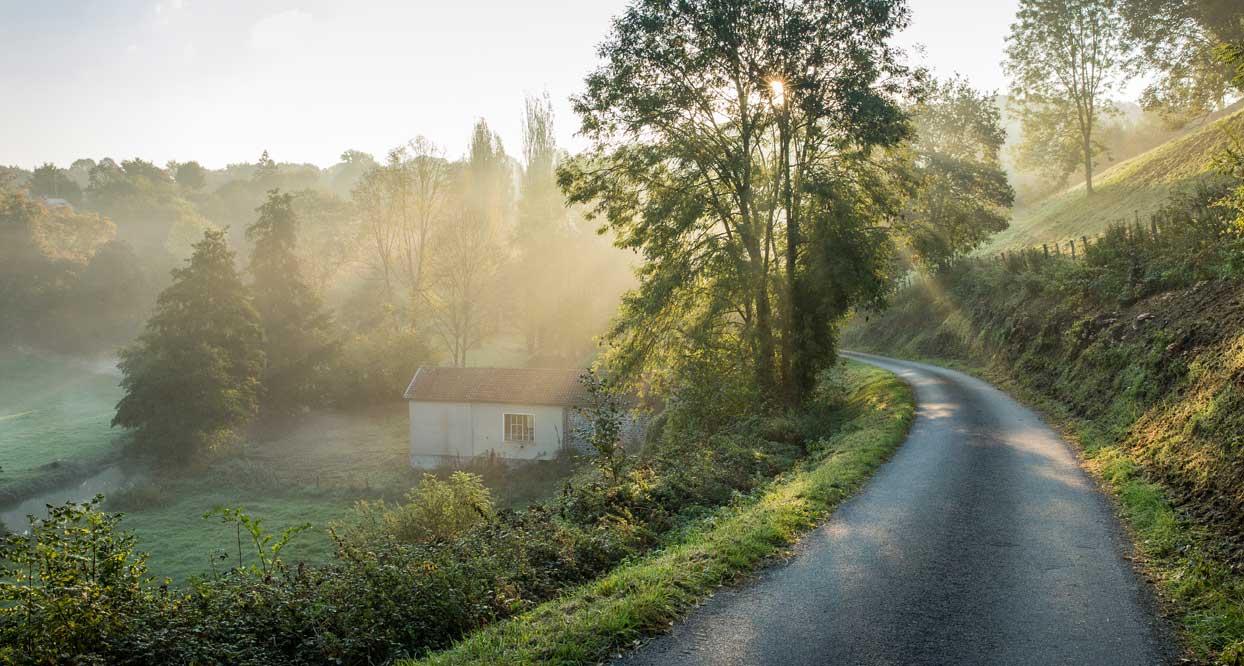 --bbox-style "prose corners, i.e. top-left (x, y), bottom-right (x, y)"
top-left (1082, 130), bottom-right (1094, 196)
top-left (779, 119), bottom-right (799, 407)
top-left (754, 285), bottom-right (778, 400)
